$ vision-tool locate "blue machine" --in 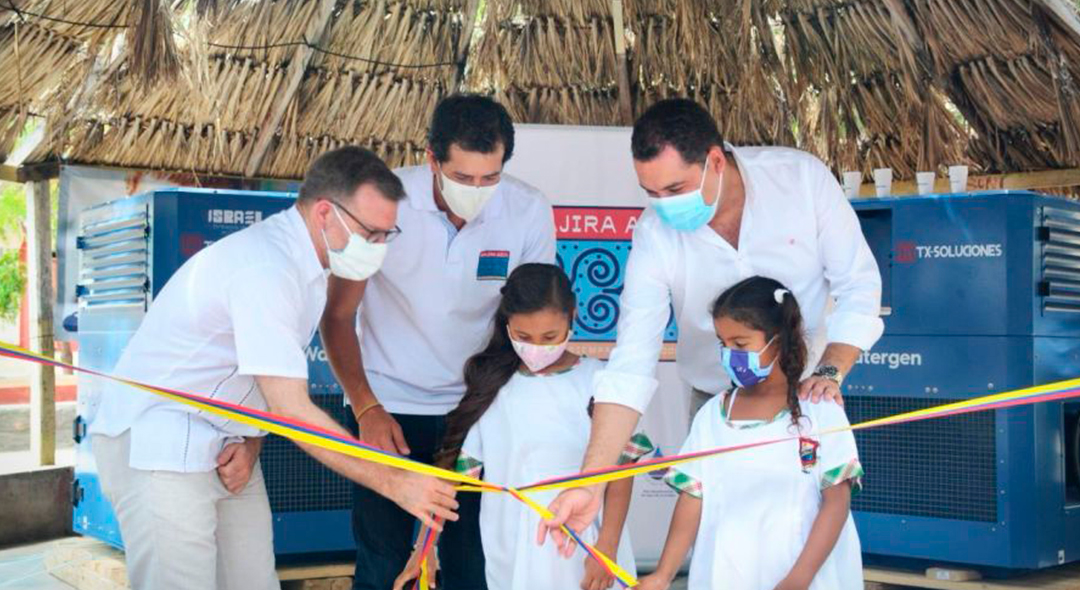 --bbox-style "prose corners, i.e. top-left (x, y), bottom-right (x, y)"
top-left (71, 188), bottom-right (356, 556)
top-left (848, 190), bottom-right (1080, 570)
